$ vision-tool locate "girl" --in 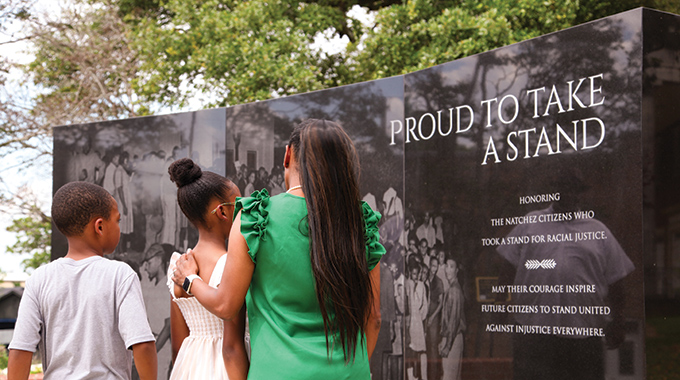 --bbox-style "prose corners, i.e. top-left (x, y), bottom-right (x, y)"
top-left (166, 158), bottom-right (248, 380)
